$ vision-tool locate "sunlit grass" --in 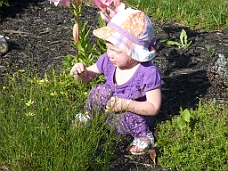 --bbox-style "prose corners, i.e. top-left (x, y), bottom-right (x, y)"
top-left (0, 70), bottom-right (120, 171)
top-left (125, 0), bottom-right (228, 30)
top-left (156, 100), bottom-right (228, 170)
